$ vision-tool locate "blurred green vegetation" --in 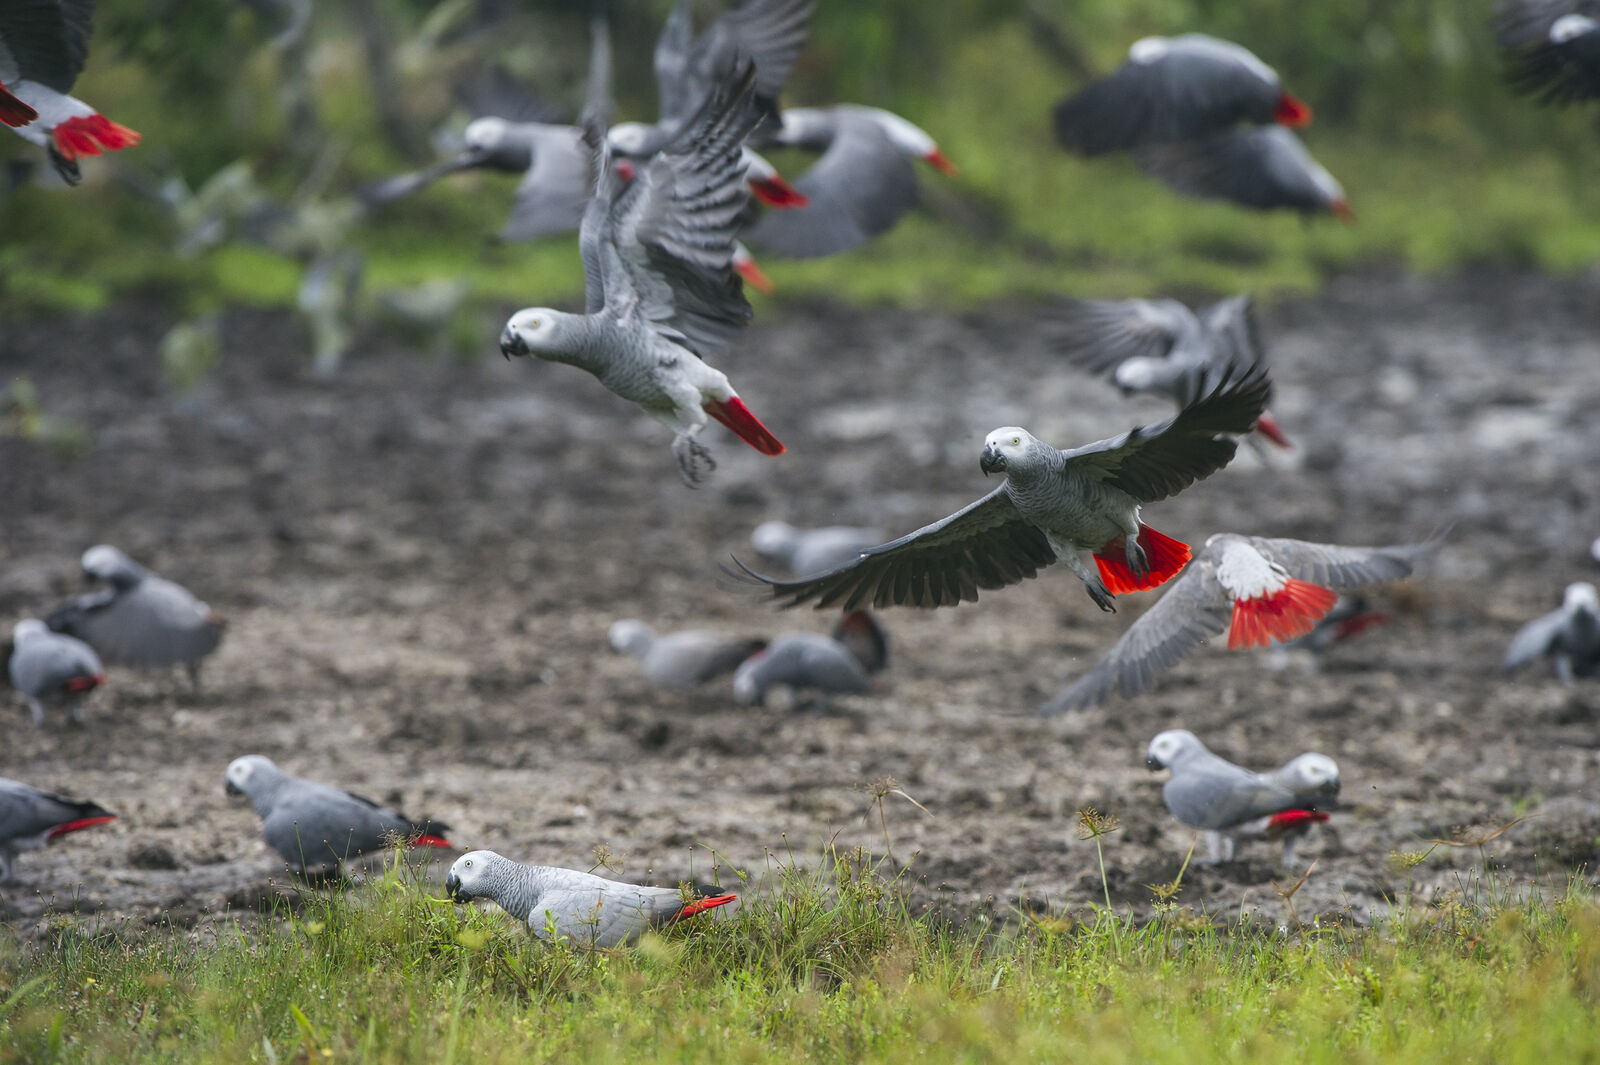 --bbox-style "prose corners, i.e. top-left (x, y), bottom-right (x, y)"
top-left (1, 0), bottom-right (1598, 329)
